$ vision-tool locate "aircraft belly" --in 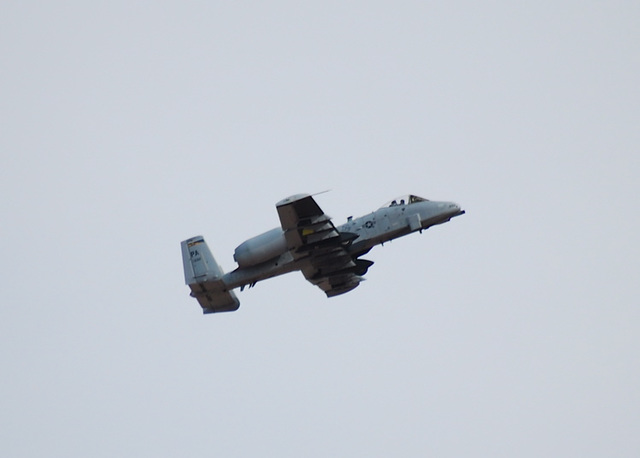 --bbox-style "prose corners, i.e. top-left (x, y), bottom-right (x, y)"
top-left (223, 253), bottom-right (298, 290)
